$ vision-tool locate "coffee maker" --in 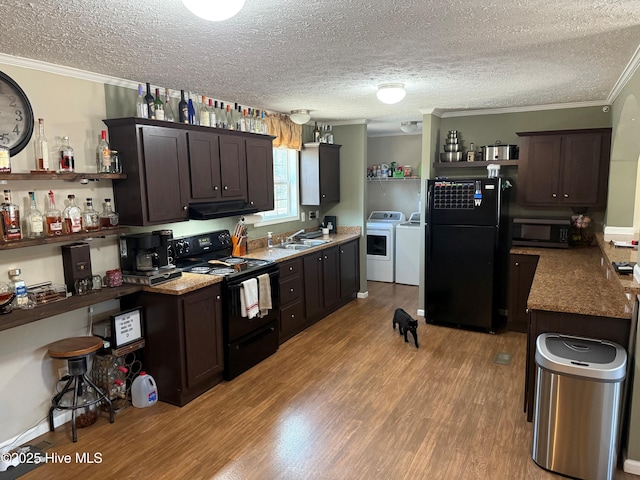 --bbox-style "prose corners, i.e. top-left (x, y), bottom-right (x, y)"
top-left (119, 231), bottom-right (181, 286)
